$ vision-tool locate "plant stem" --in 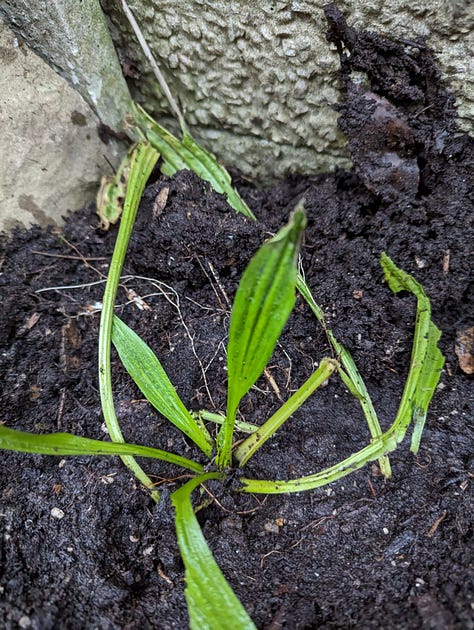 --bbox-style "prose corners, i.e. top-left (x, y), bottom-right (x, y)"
top-left (234, 358), bottom-right (338, 467)
top-left (238, 411), bottom-right (409, 494)
top-left (216, 410), bottom-right (236, 470)
top-left (296, 274), bottom-right (392, 477)
top-left (98, 143), bottom-right (160, 500)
